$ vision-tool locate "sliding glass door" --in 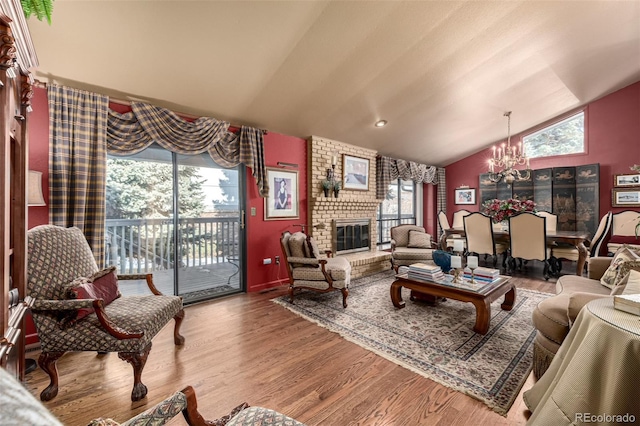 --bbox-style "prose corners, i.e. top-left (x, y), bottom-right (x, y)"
top-left (105, 145), bottom-right (244, 303)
